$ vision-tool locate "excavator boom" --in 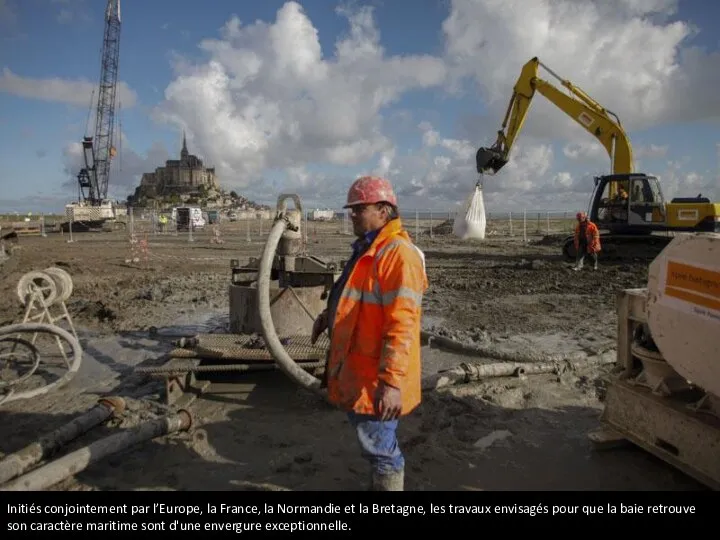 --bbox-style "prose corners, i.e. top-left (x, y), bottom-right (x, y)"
top-left (476, 56), bottom-right (720, 256)
top-left (476, 57), bottom-right (634, 176)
